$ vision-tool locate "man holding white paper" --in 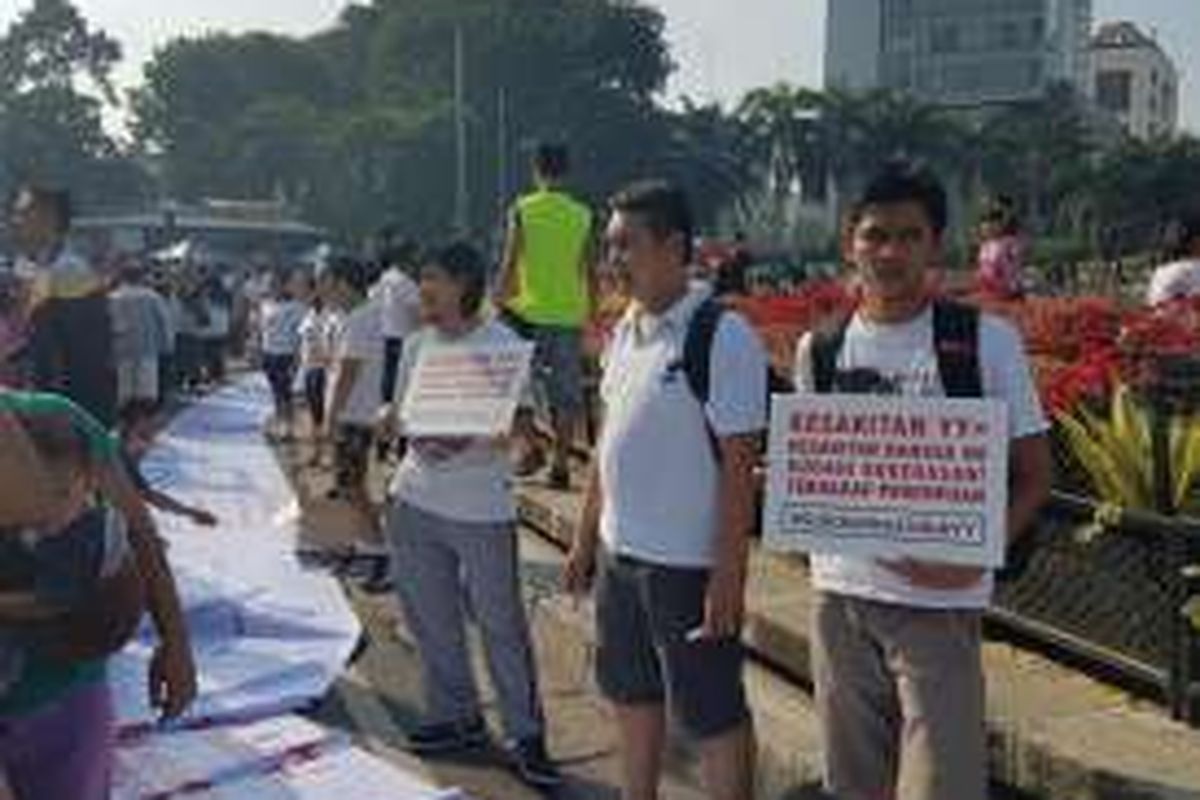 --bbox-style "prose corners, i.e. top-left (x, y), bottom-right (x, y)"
top-left (791, 164), bottom-right (1051, 800)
